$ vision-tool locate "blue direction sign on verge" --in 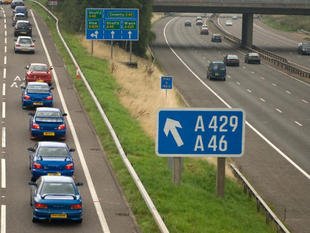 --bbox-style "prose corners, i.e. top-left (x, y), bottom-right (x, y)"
top-left (85, 8), bottom-right (139, 41)
top-left (161, 76), bottom-right (173, 90)
top-left (156, 109), bottom-right (245, 157)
